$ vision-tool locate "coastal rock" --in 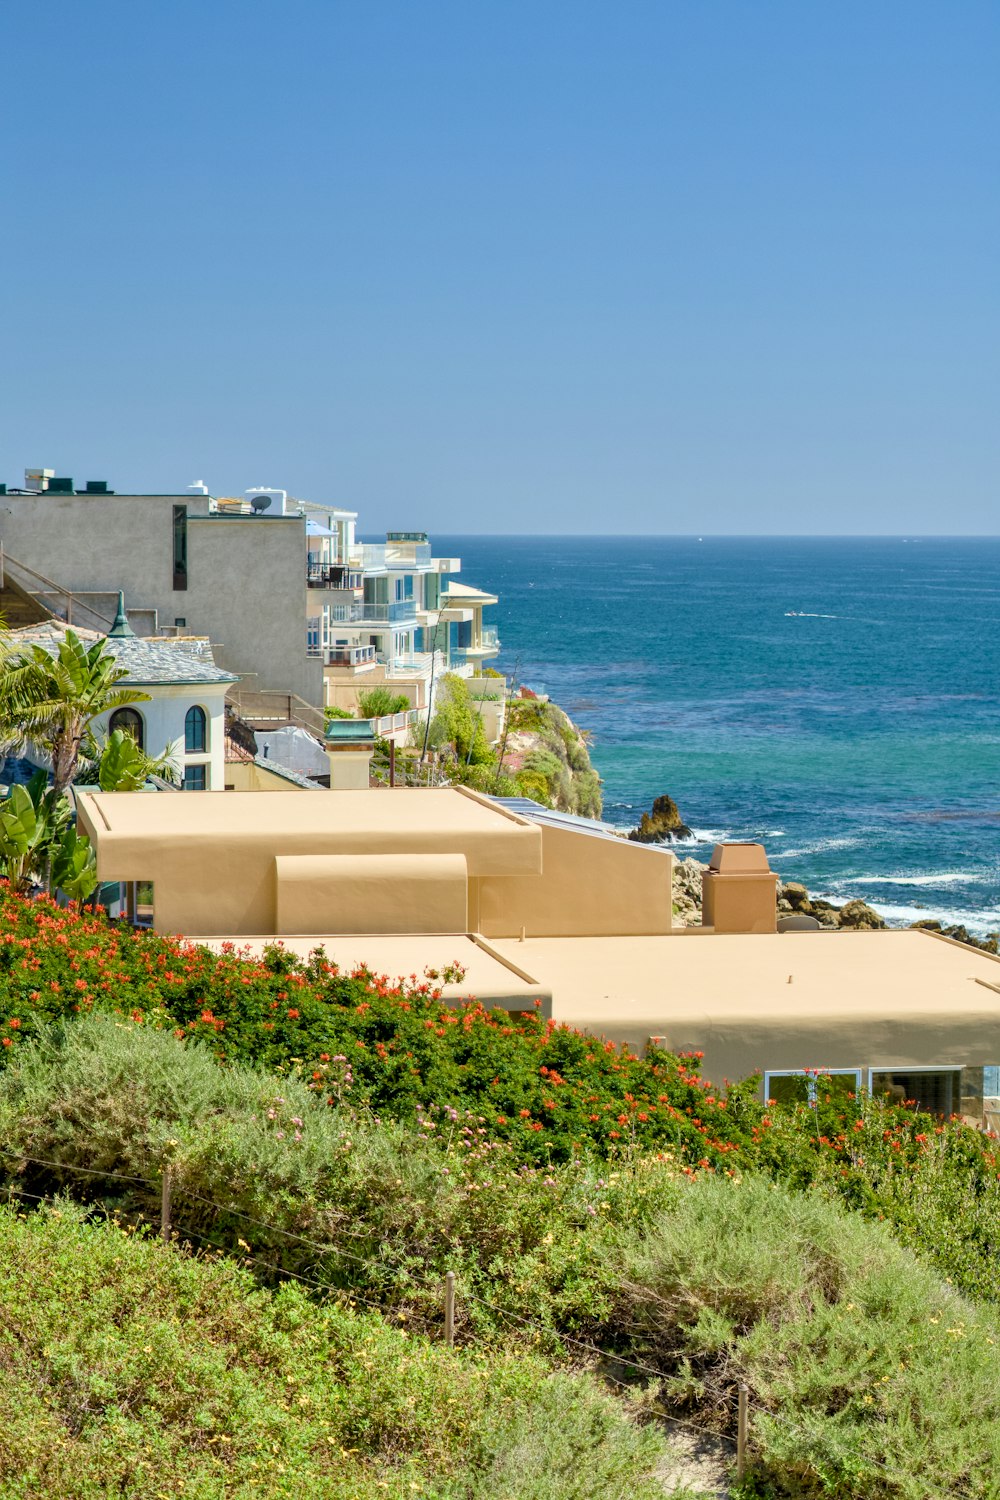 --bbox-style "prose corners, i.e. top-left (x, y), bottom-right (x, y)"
top-left (781, 882), bottom-right (812, 912)
top-left (672, 856), bottom-right (706, 926)
top-left (629, 794), bottom-right (693, 844)
top-left (837, 899), bottom-right (885, 930)
top-left (910, 918), bottom-right (999, 955)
